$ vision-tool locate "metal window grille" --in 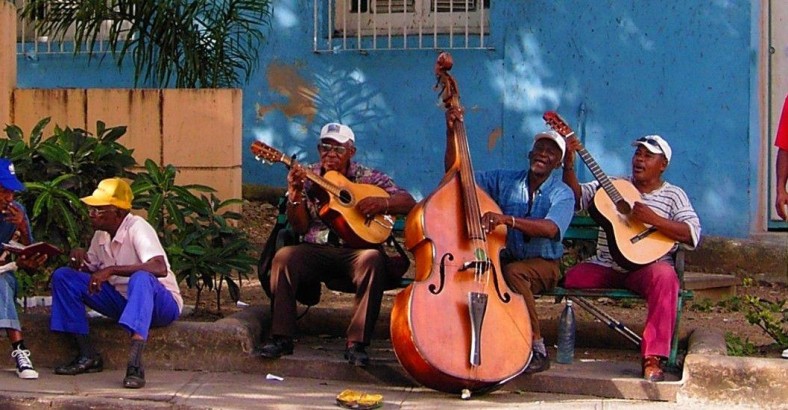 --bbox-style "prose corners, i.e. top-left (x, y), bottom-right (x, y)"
top-left (314, 0), bottom-right (492, 53)
top-left (15, 0), bottom-right (129, 56)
